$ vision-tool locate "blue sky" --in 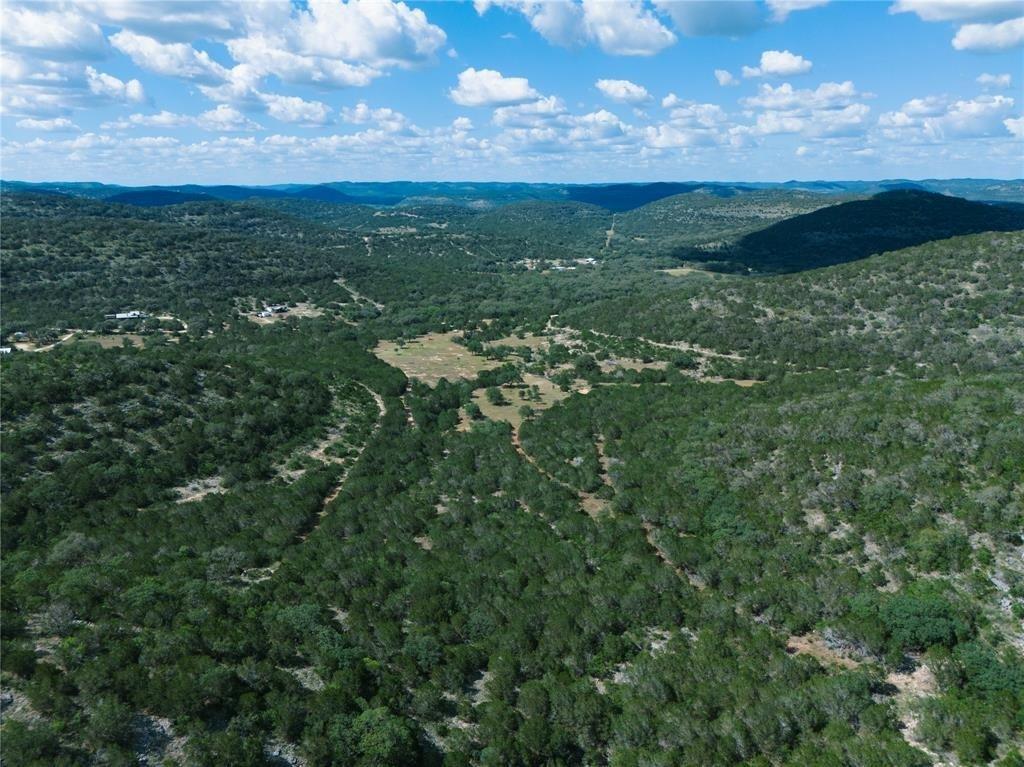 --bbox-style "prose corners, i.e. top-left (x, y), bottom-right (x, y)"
top-left (1, 0), bottom-right (1022, 184)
